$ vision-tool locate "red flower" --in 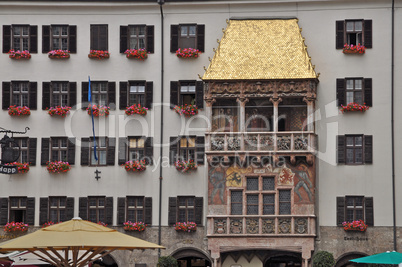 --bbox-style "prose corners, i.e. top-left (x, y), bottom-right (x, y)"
top-left (87, 105), bottom-right (110, 116)
top-left (342, 220), bottom-right (367, 231)
top-left (4, 162), bottom-right (30, 173)
top-left (176, 48), bottom-right (201, 58)
top-left (4, 222), bottom-right (29, 233)
top-left (174, 222), bottom-right (197, 232)
top-left (343, 43), bottom-right (366, 54)
top-left (8, 50), bottom-right (31, 59)
top-left (46, 161), bottom-right (71, 173)
top-left (175, 159), bottom-right (197, 173)
top-left (88, 50), bottom-right (110, 59)
top-left (122, 160), bottom-right (147, 172)
top-left (123, 221), bottom-right (147, 231)
top-left (8, 105), bottom-right (31, 116)
top-left (174, 104), bottom-right (198, 117)
top-left (340, 102), bottom-right (369, 113)
top-left (124, 49), bottom-right (148, 60)
top-left (47, 106), bottom-right (72, 117)
top-left (125, 104), bottom-right (148, 116)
